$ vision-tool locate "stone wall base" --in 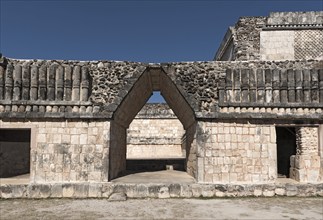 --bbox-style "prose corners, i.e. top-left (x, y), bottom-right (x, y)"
top-left (1, 182), bottom-right (322, 199)
top-left (290, 155), bottom-right (321, 182)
